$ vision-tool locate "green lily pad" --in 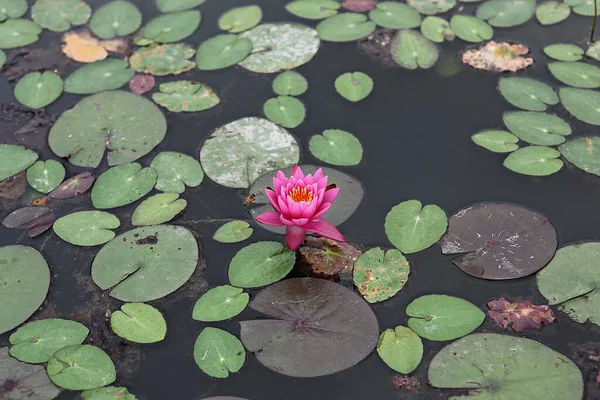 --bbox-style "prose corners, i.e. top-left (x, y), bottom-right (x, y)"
top-left (129, 43), bottom-right (196, 76)
top-left (91, 163), bottom-right (157, 209)
top-left (503, 111), bottom-right (571, 146)
top-left (0, 347), bottom-right (60, 400)
top-left (309, 129), bottom-right (363, 166)
top-left (0, 19), bottom-right (42, 49)
top-left (64, 59), bottom-right (134, 95)
top-left (568, 0), bottom-right (596, 15)
top-left (286, 0), bottom-right (340, 19)
top-left (194, 327), bottom-right (245, 378)
top-left (14, 71), bottom-right (63, 109)
top-left (0, 245), bottom-right (50, 334)
top-left (549, 61), bottom-right (600, 88)
top-left (0, 0), bottom-right (27, 21)
top-left (156, 0), bottom-right (204, 12)
top-left (82, 387), bottom-right (136, 400)
top-left (377, 326), bottom-right (423, 374)
top-left (0, 50), bottom-right (5, 68)
top-left (471, 130), bottom-right (519, 153)
top-left (92, 225), bottom-right (199, 302)
top-left (408, 0), bottom-right (456, 14)
top-left (0, 144), bottom-right (38, 182)
top-left (353, 247), bottom-right (410, 303)
top-left (9, 318), bottom-right (89, 363)
top-left (559, 136), bottom-right (600, 175)
top-left (421, 16), bottom-right (455, 43)
top-left (239, 23), bottom-right (320, 73)
top-left (151, 151), bottom-right (203, 193)
top-left (143, 11), bottom-right (201, 43)
top-left (199, 117), bottom-right (300, 188)
top-left (559, 87), bottom-right (600, 125)
top-left (219, 5), bottom-right (262, 33)
top-left (228, 241), bottom-right (295, 288)
top-left (498, 77), bottom-right (559, 112)
top-left (131, 193), bottom-right (186, 226)
top-left (89, 1), bottom-right (142, 39)
top-left (587, 41), bottom-right (600, 61)
top-left (428, 333), bottom-right (584, 398)
top-left (263, 96), bottom-right (306, 128)
top-left (544, 43), bottom-right (584, 61)
top-left (47, 345), bottom-right (116, 390)
top-left (369, 2), bottom-right (421, 29)
top-left (32, 0), bottom-right (91, 32)
top-left (26, 160), bottom-right (65, 193)
top-left (385, 200), bottom-right (448, 254)
top-left (153, 80), bottom-right (220, 113)
top-left (110, 303), bottom-right (166, 343)
top-left (449, 15), bottom-right (493, 43)
top-left (390, 29), bottom-right (439, 69)
top-left (213, 221), bottom-right (253, 243)
top-left (317, 13), bottom-right (375, 42)
top-left (196, 34), bottom-right (253, 71)
top-left (49, 91), bottom-right (167, 168)
top-left (53, 211), bottom-right (120, 246)
top-left (273, 71), bottom-right (308, 96)
top-left (503, 146), bottom-right (563, 176)
top-left (476, 0), bottom-right (536, 27)
top-left (406, 294), bottom-right (485, 341)
top-left (536, 1), bottom-right (571, 25)
top-left (192, 285), bottom-right (249, 322)
top-left (334, 72), bottom-right (373, 102)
